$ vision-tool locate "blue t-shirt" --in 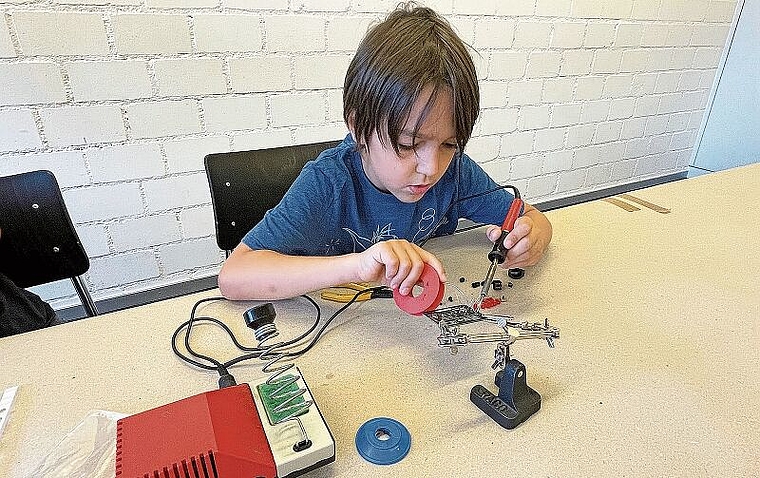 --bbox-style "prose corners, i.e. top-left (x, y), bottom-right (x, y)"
top-left (242, 134), bottom-right (516, 255)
